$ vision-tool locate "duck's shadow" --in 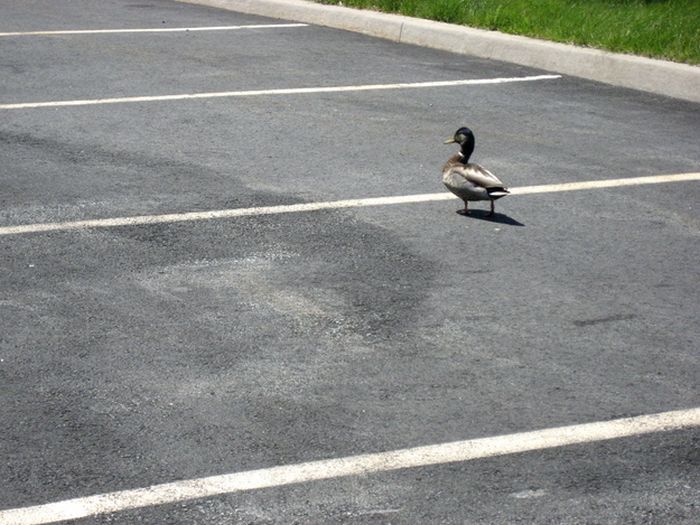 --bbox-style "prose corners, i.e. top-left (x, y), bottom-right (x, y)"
top-left (456, 209), bottom-right (525, 226)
